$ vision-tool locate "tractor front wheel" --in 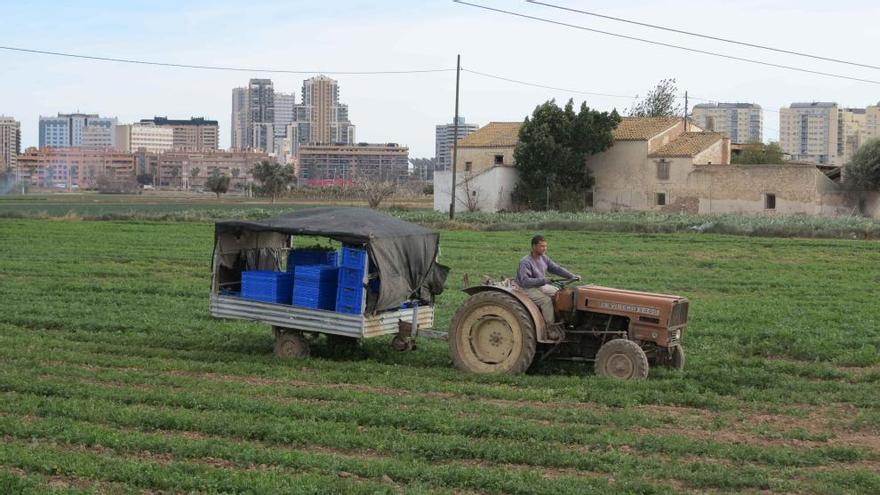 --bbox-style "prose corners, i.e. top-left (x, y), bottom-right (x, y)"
top-left (448, 291), bottom-right (537, 374)
top-left (595, 339), bottom-right (649, 380)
